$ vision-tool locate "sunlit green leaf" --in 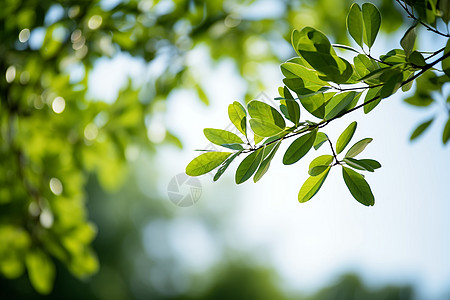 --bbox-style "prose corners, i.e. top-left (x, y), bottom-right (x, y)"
top-left (343, 157), bottom-right (374, 172)
top-left (228, 101), bottom-right (247, 136)
top-left (26, 249), bottom-right (55, 295)
top-left (249, 119), bottom-right (285, 137)
top-left (308, 155), bottom-right (333, 176)
top-left (362, 3), bottom-right (381, 48)
top-left (410, 118), bottom-right (433, 141)
top-left (235, 148), bottom-right (264, 184)
top-left (342, 167), bottom-right (375, 206)
top-left (298, 166), bottom-right (331, 203)
top-left (186, 152), bottom-right (232, 176)
top-left (283, 130), bottom-right (317, 165)
top-left (358, 159), bottom-right (381, 169)
top-left (314, 132), bottom-right (328, 150)
top-left (203, 128), bottom-right (243, 146)
top-left (248, 100), bottom-right (286, 128)
top-left (345, 138), bottom-right (373, 158)
top-left (336, 121), bottom-right (357, 154)
top-left (347, 3), bottom-right (363, 48)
